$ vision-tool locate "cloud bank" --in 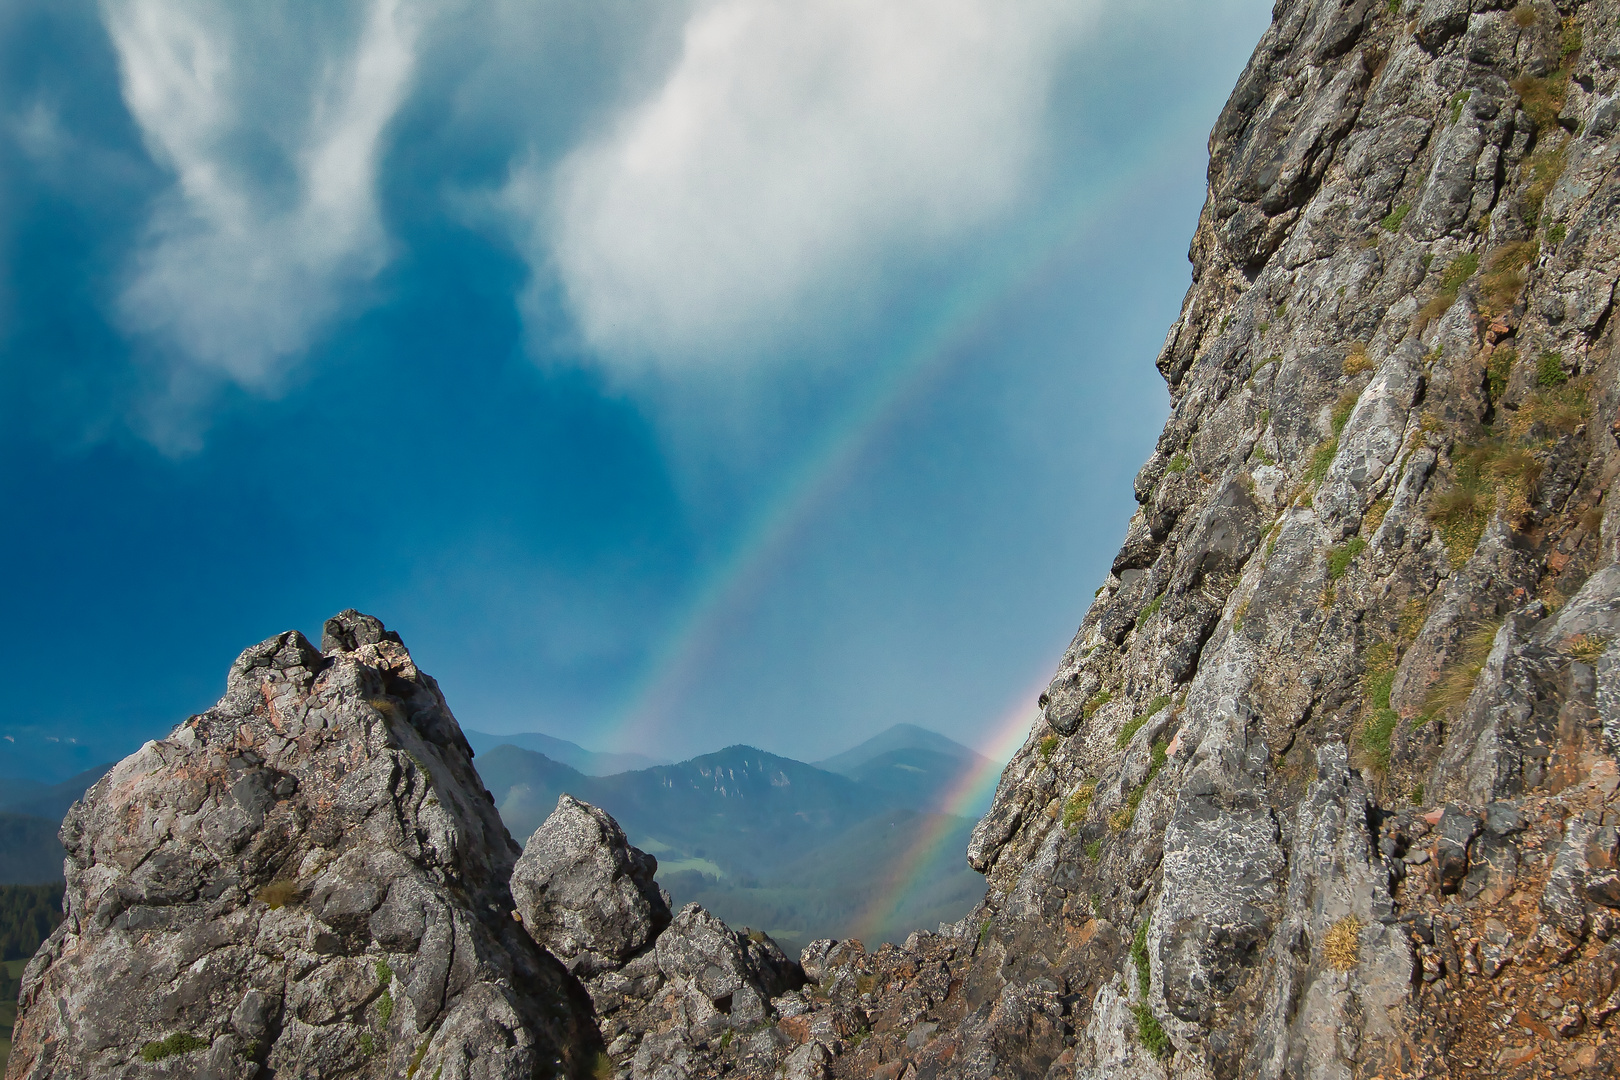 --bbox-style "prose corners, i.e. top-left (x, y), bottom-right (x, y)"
top-left (528, 0), bottom-right (1096, 369)
top-left (103, 0), bottom-right (420, 392)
